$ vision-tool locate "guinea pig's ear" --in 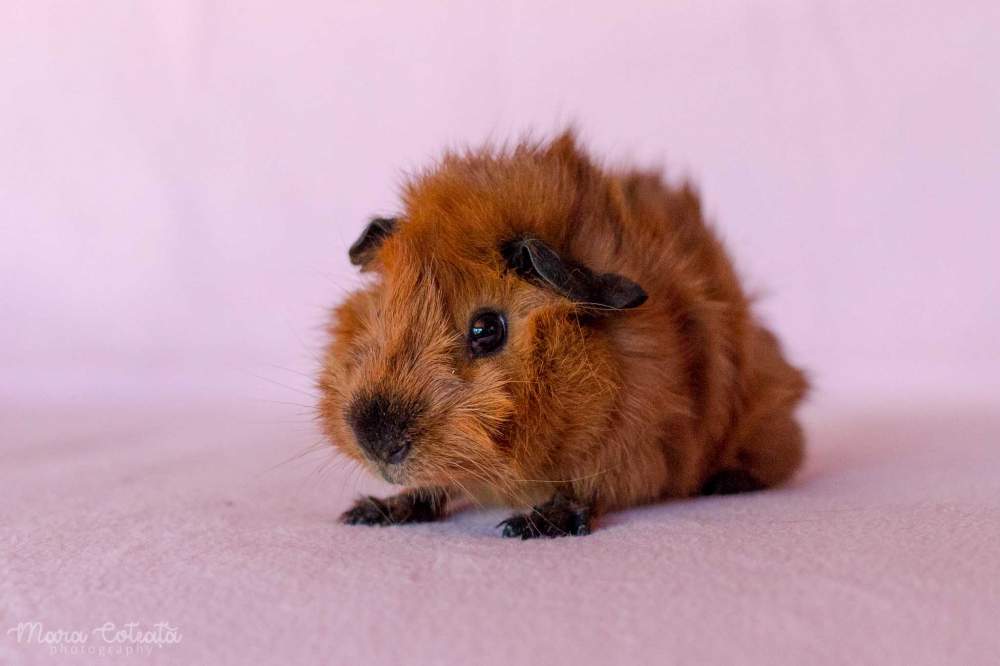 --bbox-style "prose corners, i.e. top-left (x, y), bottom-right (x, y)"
top-left (502, 238), bottom-right (647, 311)
top-left (348, 217), bottom-right (397, 268)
